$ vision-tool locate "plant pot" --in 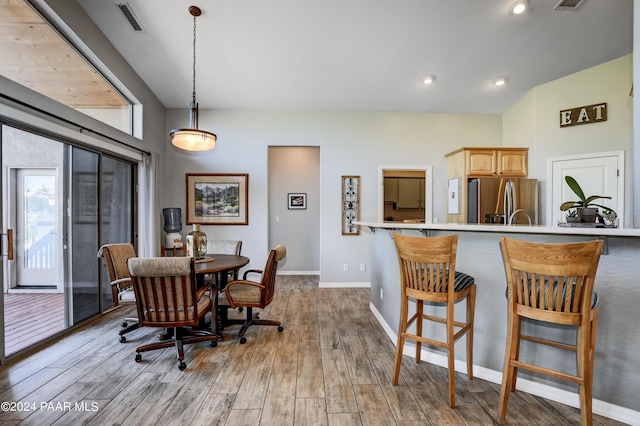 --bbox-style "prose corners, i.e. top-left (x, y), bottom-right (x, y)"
top-left (566, 216), bottom-right (580, 223)
top-left (578, 207), bottom-right (597, 223)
